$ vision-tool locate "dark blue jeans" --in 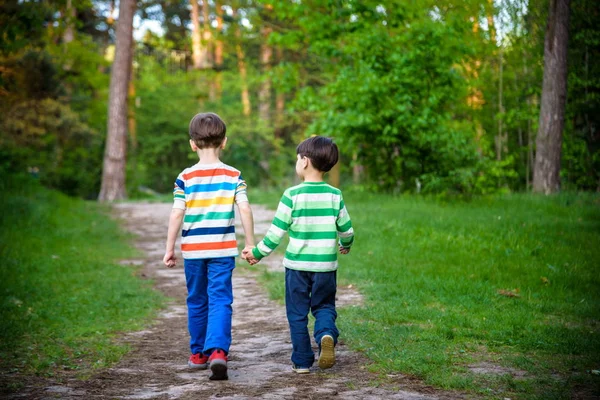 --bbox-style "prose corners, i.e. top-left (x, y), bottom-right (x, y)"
top-left (184, 257), bottom-right (235, 355)
top-left (285, 268), bottom-right (339, 368)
